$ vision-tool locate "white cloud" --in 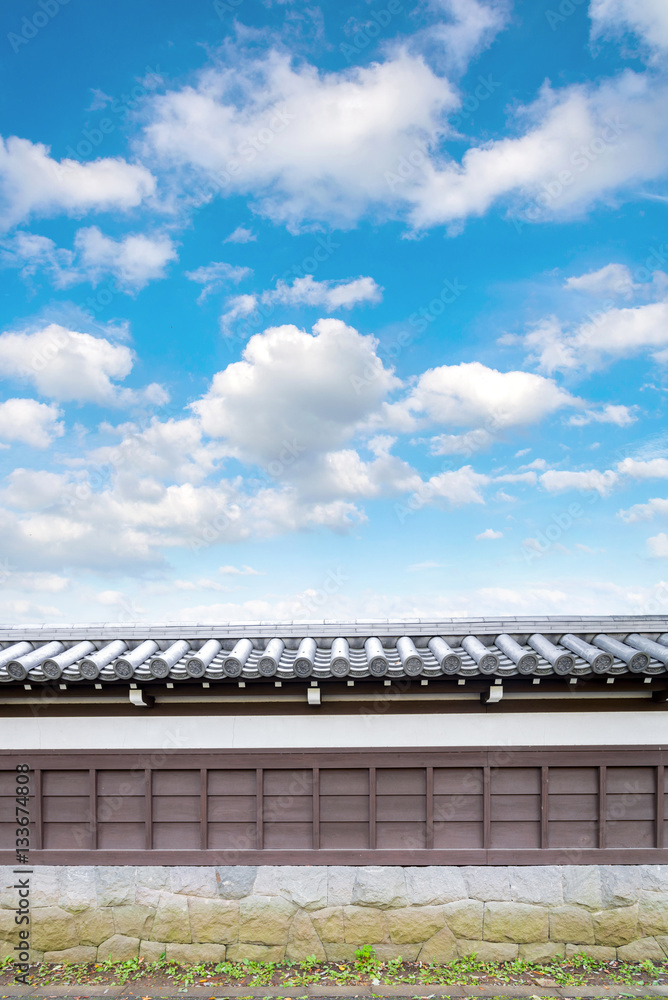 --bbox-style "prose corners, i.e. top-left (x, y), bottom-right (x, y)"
top-left (569, 403), bottom-right (637, 426)
top-left (0, 323), bottom-right (167, 406)
top-left (429, 428), bottom-right (494, 455)
top-left (219, 564), bottom-right (263, 575)
top-left (415, 0), bottom-right (509, 74)
top-left (476, 527), bottom-right (503, 539)
top-left (407, 560), bottom-right (443, 571)
top-left (540, 468), bottom-right (618, 496)
top-left (73, 227), bottom-right (177, 289)
top-left (0, 398), bottom-right (64, 447)
top-left (1, 227), bottom-right (176, 291)
top-left (193, 319), bottom-right (400, 464)
top-left (420, 465), bottom-right (490, 506)
top-left (647, 532), bottom-right (668, 557)
top-left (393, 361), bottom-right (576, 433)
top-left (520, 458), bottom-right (548, 470)
top-left (618, 457), bottom-right (668, 478)
top-left (618, 496), bottom-right (668, 522)
top-left (143, 49), bottom-right (457, 227)
top-left (0, 135), bottom-right (155, 231)
top-left (221, 275), bottom-right (382, 331)
top-left (590, 0), bottom-right (668, 58)
top-left (224, 226), bottom-right (256, 243)
top-left (495, 471), bottom-right (537, 484)
top-left (407, 72), bottom-right (668, 229)
top-left (186, 260), bottom-right (253, 303)
top-left (524, 299), bottom-right (668, 373)
top-left (565, 262), bottom-right (638, 298)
